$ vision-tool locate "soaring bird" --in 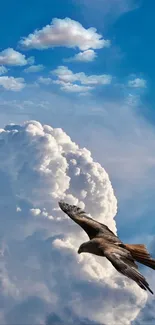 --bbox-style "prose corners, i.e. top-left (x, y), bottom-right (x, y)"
top-left (59, 201), bottom-right (155, 294)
